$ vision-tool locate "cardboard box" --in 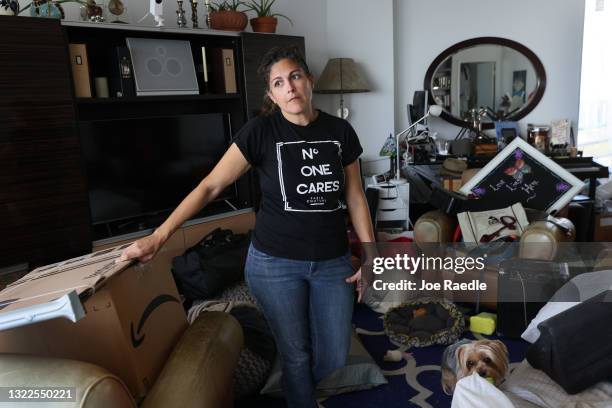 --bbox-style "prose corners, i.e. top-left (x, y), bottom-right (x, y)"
top-left (94, 231), bottom-right (186, 276)
top-left (0, 243), bottom-right (188, 399)
top-left (594, 213), bottom-right (612, 242)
